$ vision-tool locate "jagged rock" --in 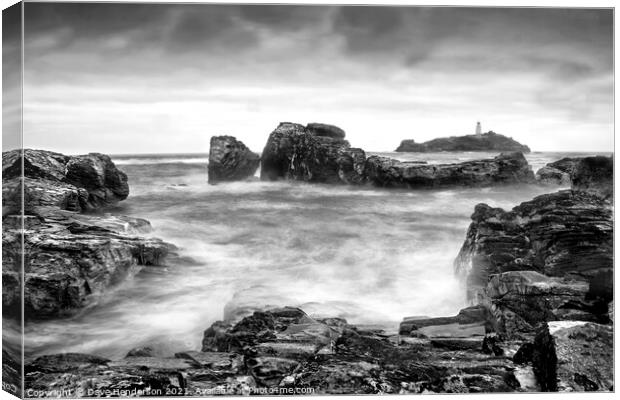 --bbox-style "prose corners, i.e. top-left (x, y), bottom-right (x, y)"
top-left (535, 166), bottom-right (572, 186)
top-left (26, 304), bottom-right (530, 394)
top-left (483, 271), bottom-right (600, 338)
top-left (3, 213), bottom-right (172, 319)
top-left (337, 148), bottom-right (366, 184)
top-left (535, 157), bottom-right (580, 185)
top-left (366, 152), bottom-right (534, 188)
top-left (395, 131), bottom-right (530, 153)
top-left (207, 136), bottom-right (260, 183)
top-left (535, 156), bottom-right (612, 200)
top-left (202, 307), bottom-right (339, 355)
top-left (3, 148), bottom-right (69, 181)
top-left (532, 322), bottom-right (613, 392)
top-left (3, 149), bottom-right (129, 212)
top-left (455, 190), bottom-right (612, 307)
top-left (64, 153), bottom-right (129, 210)
top-left (260, 122), bottom-right (353, 184)
top-left (2, 149), bottom-right (174, 319)
top-left (571, 156), bottom-right (613, 199)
